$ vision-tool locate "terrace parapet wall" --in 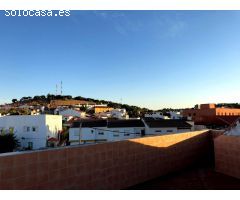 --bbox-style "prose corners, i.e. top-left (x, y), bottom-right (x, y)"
top-left (0, 130), bottom-right (213, 190)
